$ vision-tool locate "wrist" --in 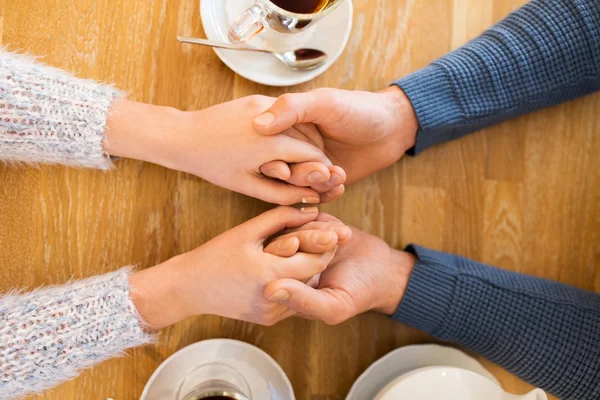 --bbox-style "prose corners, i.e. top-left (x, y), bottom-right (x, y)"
top-left (373, 248), bottom-right (416, 315)
top-left (378, 86), bottom-right (418, 155)
top-left (105, 99), bottom-right (185, 166)
top-left (128, 256), bottom-right (192, 331)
